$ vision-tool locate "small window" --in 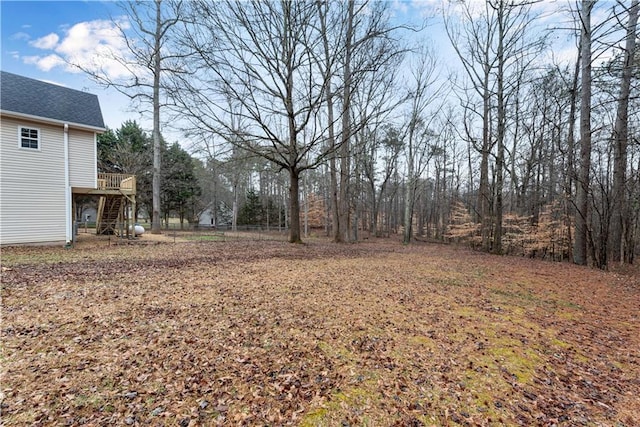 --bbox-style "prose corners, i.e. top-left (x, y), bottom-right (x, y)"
top-left (19, 127), bottom-right (40, 150)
